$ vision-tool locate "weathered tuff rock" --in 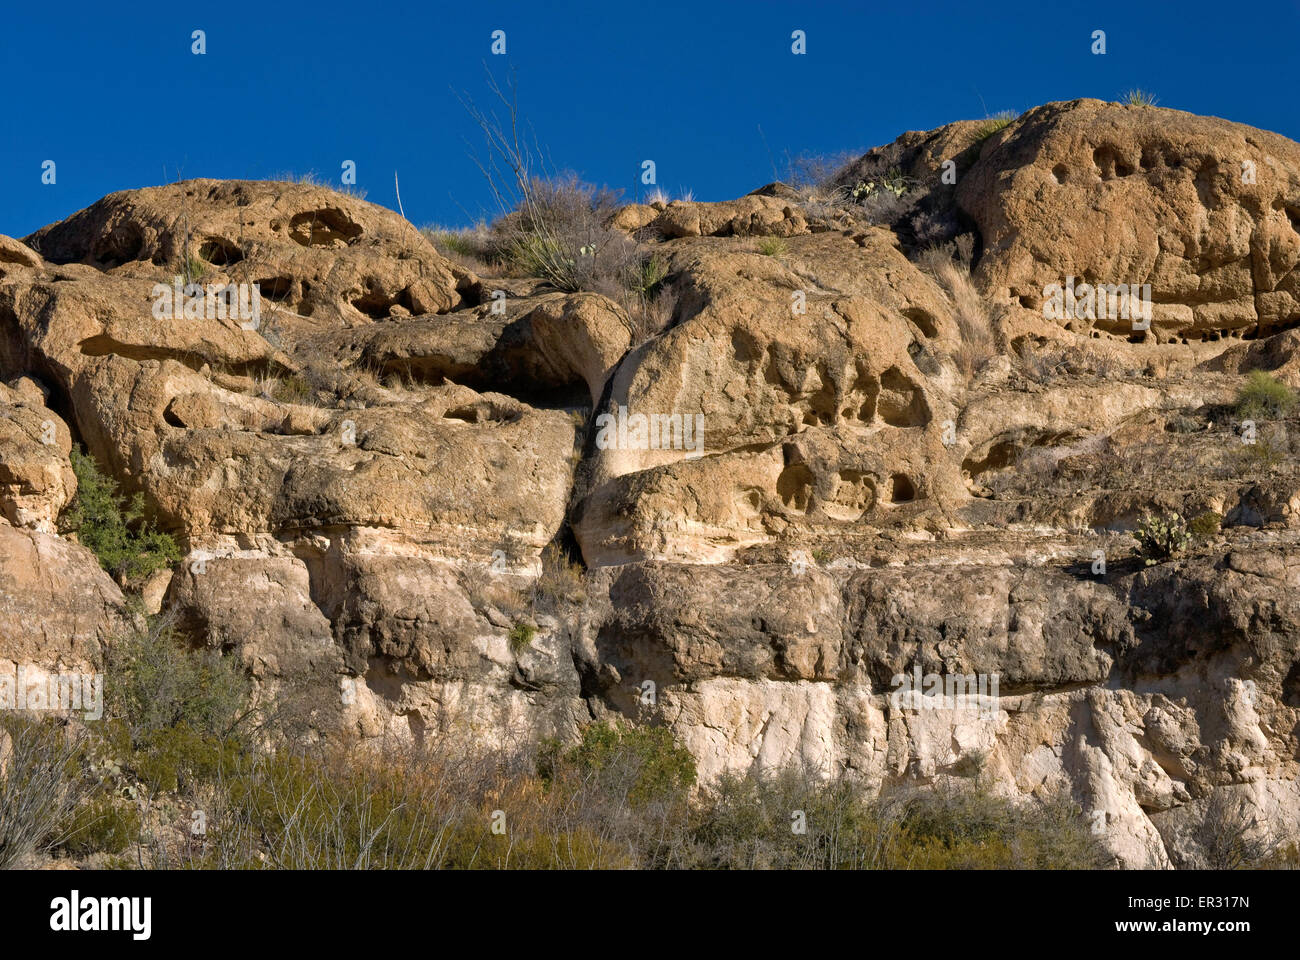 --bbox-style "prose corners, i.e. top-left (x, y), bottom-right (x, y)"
top-left (0, 378), bottom-right (74, 532)
top-left (959, 99), bottom-right (1300, 341)
top-left (6, 100), bottom-right (1300, 868)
